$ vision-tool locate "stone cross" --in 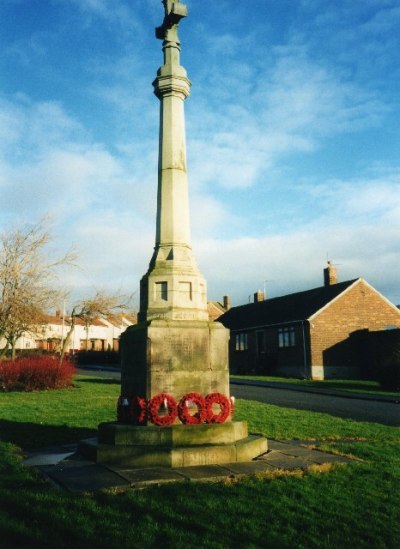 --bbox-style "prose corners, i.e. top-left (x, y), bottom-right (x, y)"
top-left (156, 0), bottom-right (188, 42)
